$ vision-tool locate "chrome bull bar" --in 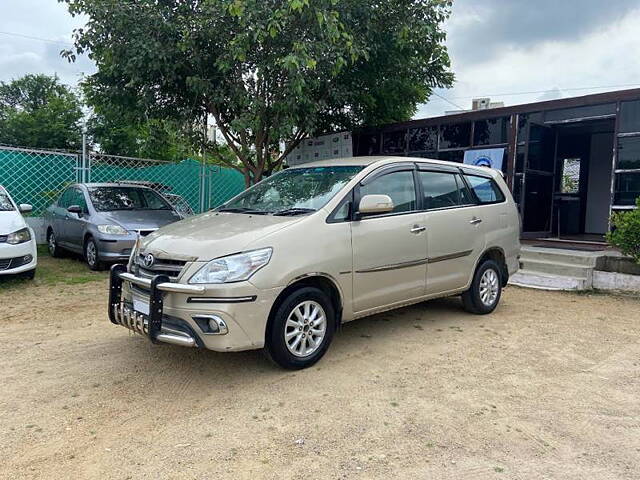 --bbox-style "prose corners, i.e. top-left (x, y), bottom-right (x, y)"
top-left (108, 264), bottom-right (205, 347)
